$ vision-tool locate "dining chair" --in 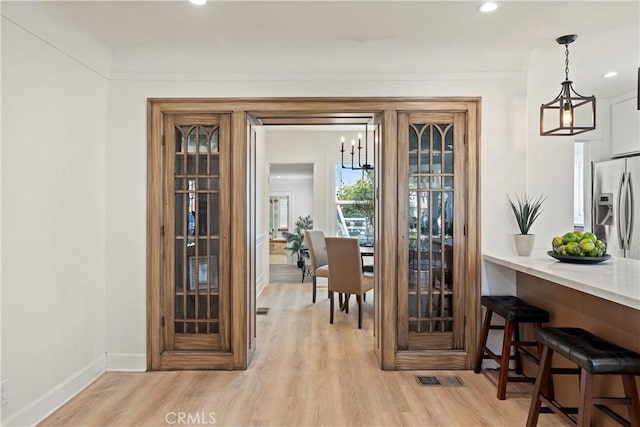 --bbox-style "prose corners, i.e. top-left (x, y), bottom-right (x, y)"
top-left (304, 230), bottom-right (329, 303)
top-left (325, 237), bottom-right (374, 329)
